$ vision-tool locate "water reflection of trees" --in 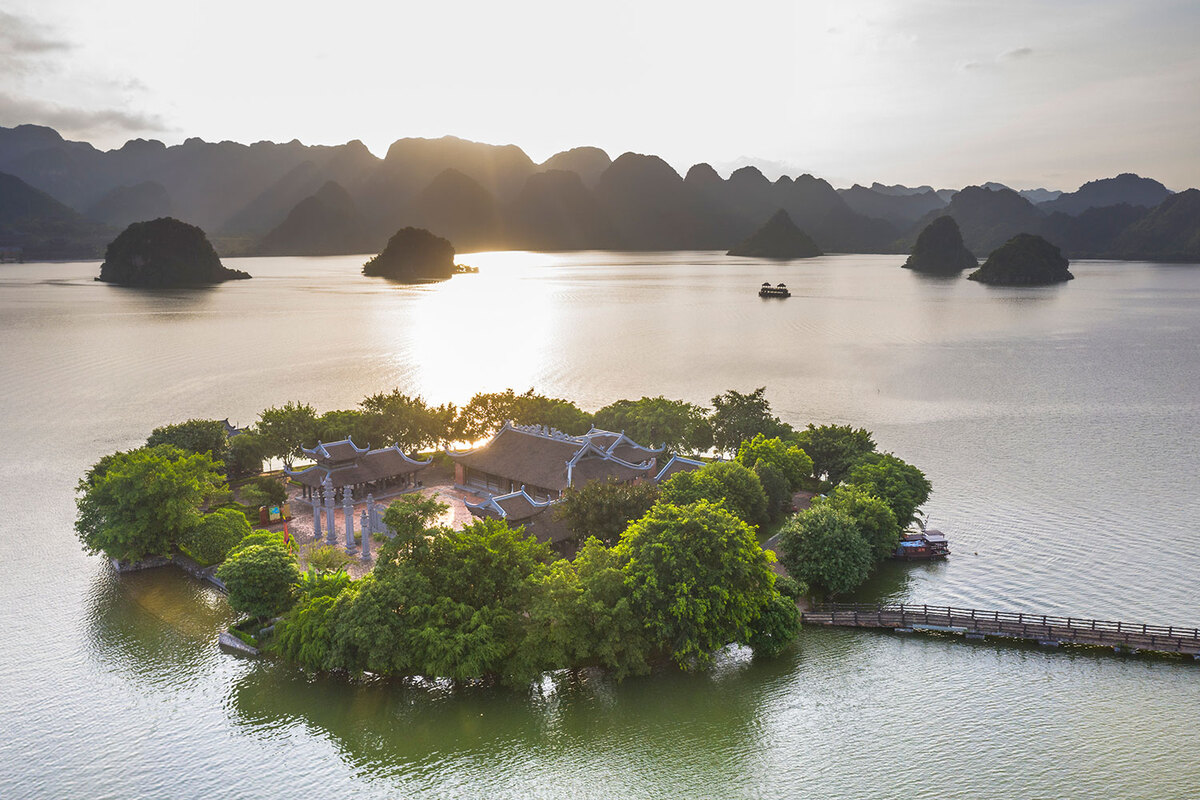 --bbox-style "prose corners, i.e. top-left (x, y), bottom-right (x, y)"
top-left (226, 647), bottom-right (801, 796)
top-left (83, 566), bottom-right (236, 691)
